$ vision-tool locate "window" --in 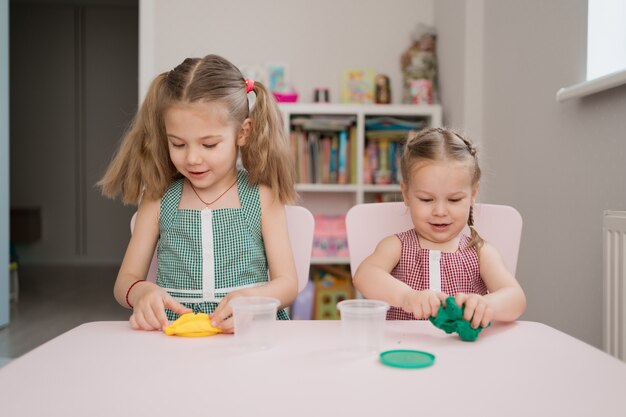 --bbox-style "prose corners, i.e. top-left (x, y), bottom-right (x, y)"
top-left (587, 0), bottom-right (626, 80)
top-left (556, 0), bottom-right (626, 102)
